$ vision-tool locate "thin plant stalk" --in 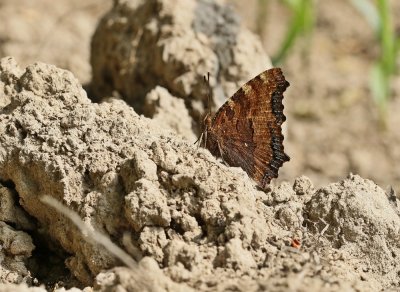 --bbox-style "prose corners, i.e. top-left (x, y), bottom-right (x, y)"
top-left (354, 0), bottom-right (399, 128)
top-left (272, 0), bottom-right (315, 65)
